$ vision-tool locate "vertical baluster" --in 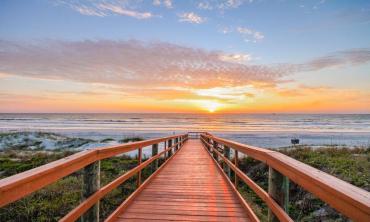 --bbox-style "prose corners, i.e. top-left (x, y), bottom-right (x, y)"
top-left (224, 145), bottom-right (231, 179)
top-left (168, 139), bottom-right (173, 157)
top-left (137, 148), bottom-right (142, 187)
top-left (81, 161), bottom-right (100, 222)
top-left (234, 149), bottom-right (239, 188)
top-left (175, 137), bottom-right (179, 151)
top-left (213, 140), bottom-right (218, 160)
top-left (268, 167), bottom-right (289, 222)
top-left (152, 143), bottom-right (158, 173)
top-left (207, 137), bottom-right (211, 151)
top-left (164, 141), bottom-right (167, 160)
